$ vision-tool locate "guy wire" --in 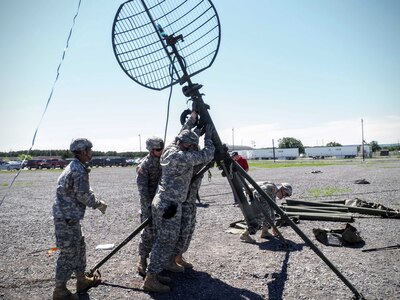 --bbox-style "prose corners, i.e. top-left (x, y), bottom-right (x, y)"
top-left (163, 69), bottom-right (175, 146)
top-left (0, 0), bottom-right (82, 208)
